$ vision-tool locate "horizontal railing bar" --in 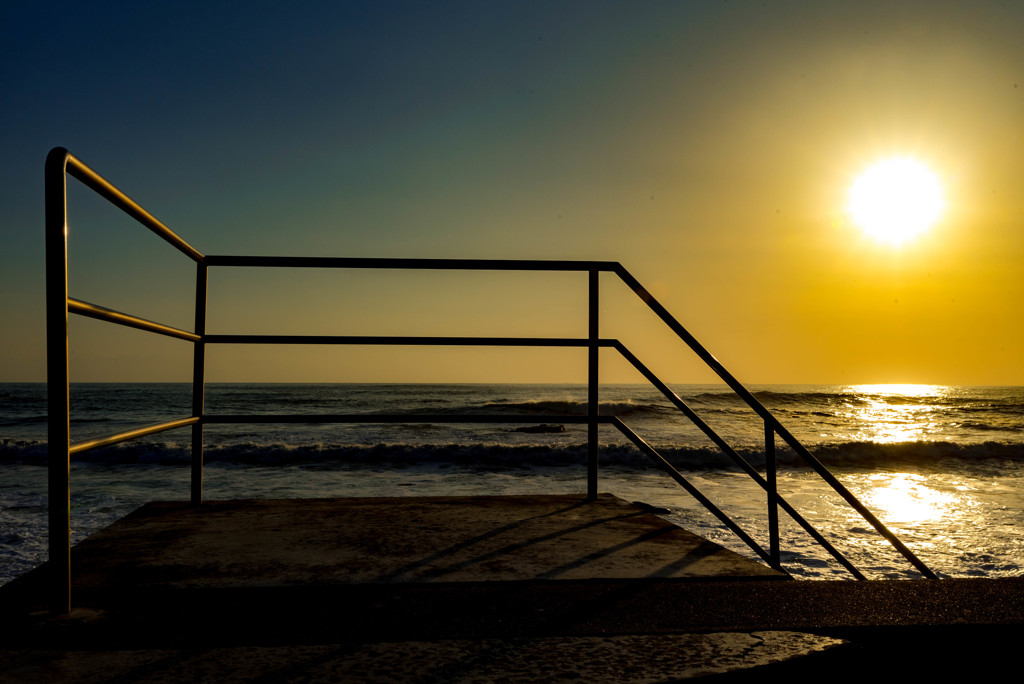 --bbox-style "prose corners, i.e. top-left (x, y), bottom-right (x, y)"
top-left (613, 265), bottom-right (936, 579)
top-left (202, 414), bottom-right (601, 425)
top-left (612, 340), bottom-right (866, 579)
top-left (205, 255), bottom-right (622, 271)
top-left (205, 335), bottom-right (619, 347)
top-left (609, 418), bottom-right (773, 566)
top-left (68, 298), bottom-right (201, 342)
top-left (69, 417), bottom-right (200, 456)
top-left (53, 148), bottom-right (204, 263)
